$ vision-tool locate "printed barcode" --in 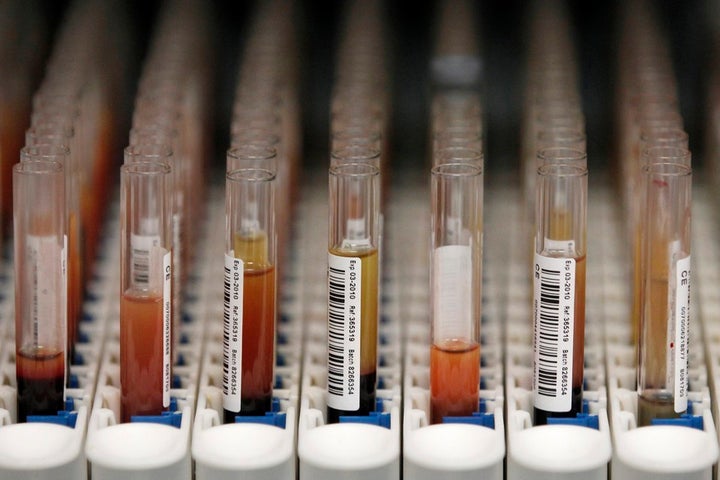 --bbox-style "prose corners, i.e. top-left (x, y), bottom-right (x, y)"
top-left (533, 254), bottom-right (575, 412)
top-left (222, 254), bottom-right (243, 412)
top-left (222, 263), bottom-right (232, 397)
top-left (327, 265), bottom-right (346, 397)
top-left (326, 253), bottom-right (361, 411)
top-left (536, 265), bottom-right (560, 398)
